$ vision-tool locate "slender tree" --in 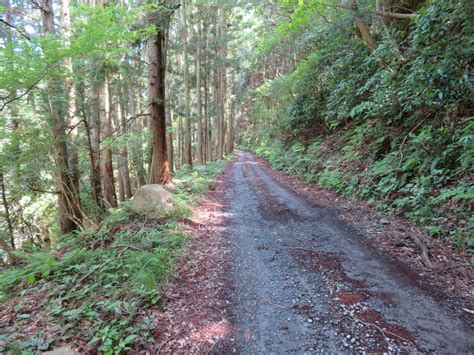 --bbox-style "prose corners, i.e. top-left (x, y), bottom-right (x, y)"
top-left (40, 0), bottom-right (83, 234)
top-left (100, 76), bottom-right (117, 207)
top-left (196, 8), bottom-right (204, 164)
top-left (181, 0), bottom-right (193, 167)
